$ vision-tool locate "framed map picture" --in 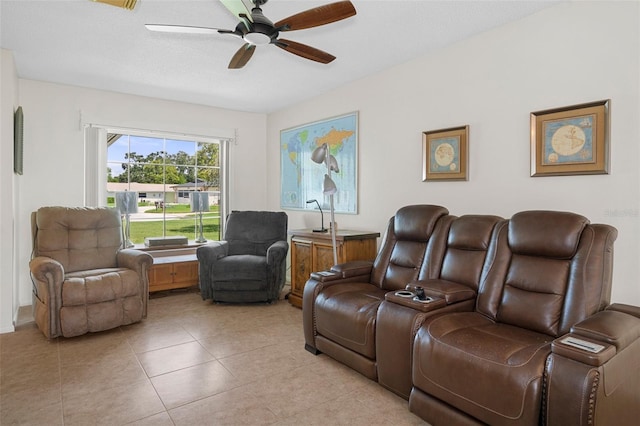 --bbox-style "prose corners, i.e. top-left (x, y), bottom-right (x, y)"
top-left (530, 100), bottom-right (610, 176)
top-left (280, 112), bottom-right (358, 214)
top-left (422, 125), bottom-right (468, 181)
